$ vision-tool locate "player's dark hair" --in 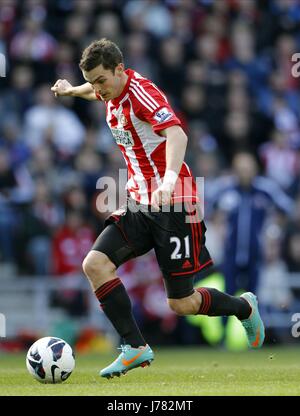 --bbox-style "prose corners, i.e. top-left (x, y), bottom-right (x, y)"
top-left (79, 38), bottom-right (123, 73)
